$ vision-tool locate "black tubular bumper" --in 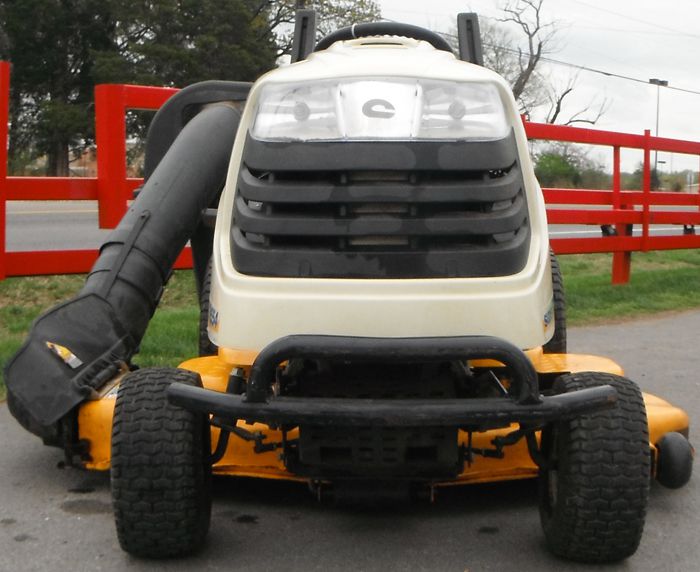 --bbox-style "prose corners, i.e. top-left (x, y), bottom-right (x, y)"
top-left (167, 384), bottom-right (616, 427)
top-left (167, 335), bottom-right (618, 426)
